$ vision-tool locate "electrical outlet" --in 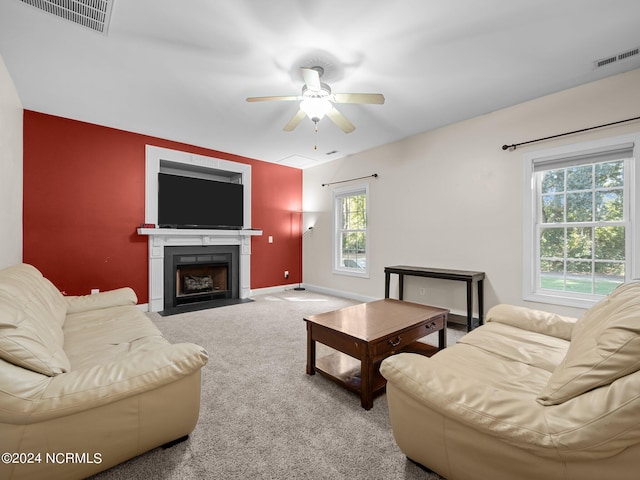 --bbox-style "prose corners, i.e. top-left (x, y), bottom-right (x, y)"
top-left (419, 287), bottom-right (426, 296)
top-left (284, 271), bottom-right (289, 279)
top-left (91, 288), bottom-right (100, 295)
